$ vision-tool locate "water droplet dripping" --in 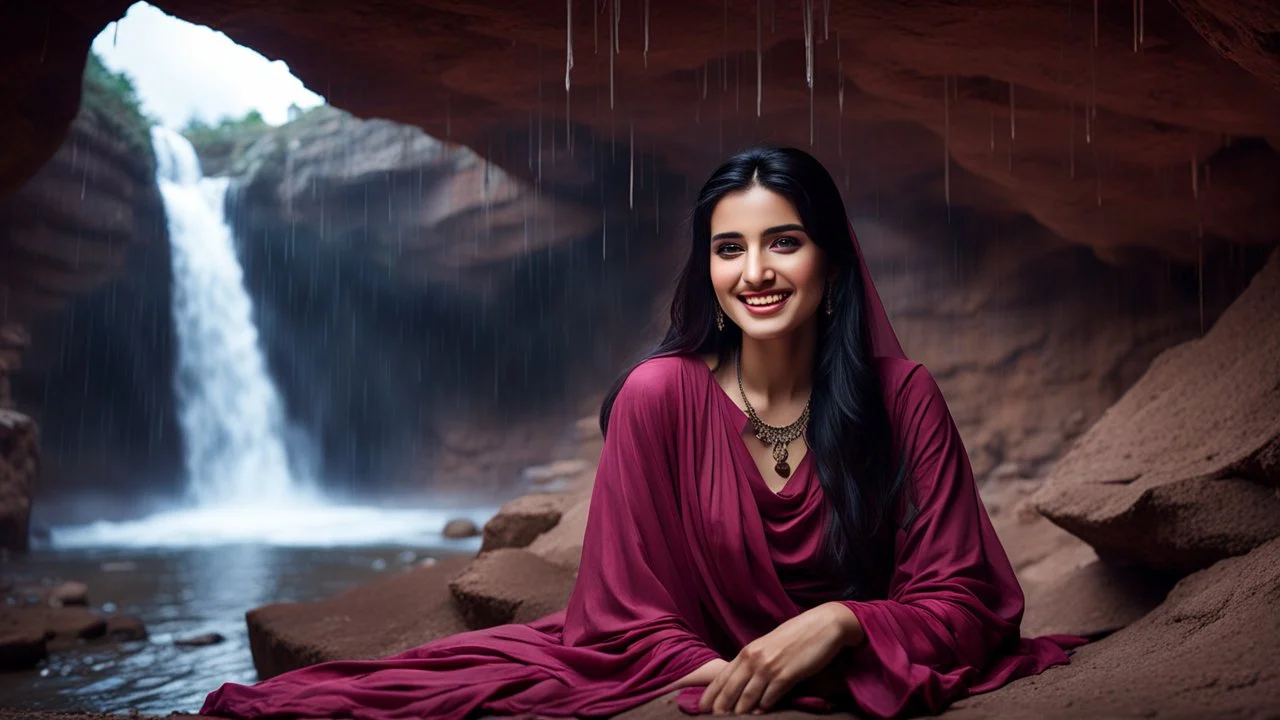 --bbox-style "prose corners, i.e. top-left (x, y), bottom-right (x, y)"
top-left (644, 0), bottom-right (650, 67)
top-left (756, 0), bottom-right (763, 117)
top-left (566, 0), bottom-right (574, 92)
top-left (803, 0), bottom-right (814, 90)
top-left (609, 0), bottom-right (617, 108)
top-left (944, 76), bottom-right (951, 216)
